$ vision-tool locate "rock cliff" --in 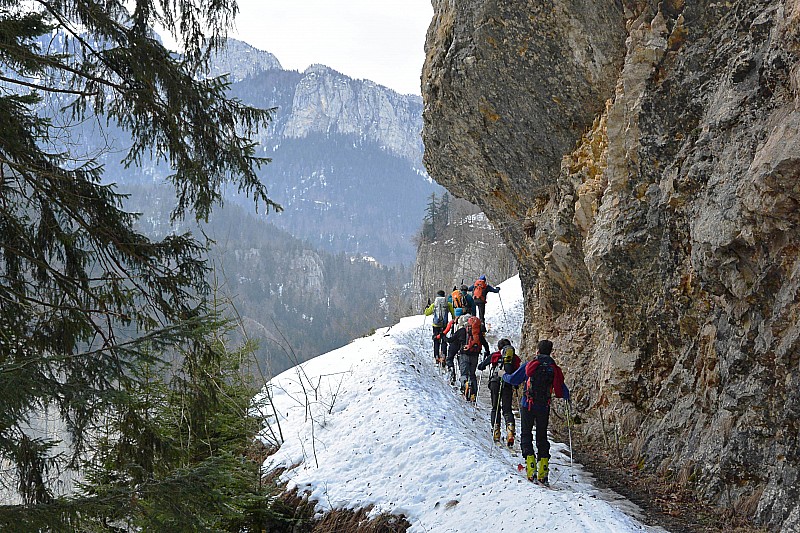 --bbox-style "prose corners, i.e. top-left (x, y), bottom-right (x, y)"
top-left (282, 64), bottom-right (425, 165)
top-left (422, 0), bottom-right (800, 530)
top-left (412, 199), bottom-right (517, 310)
